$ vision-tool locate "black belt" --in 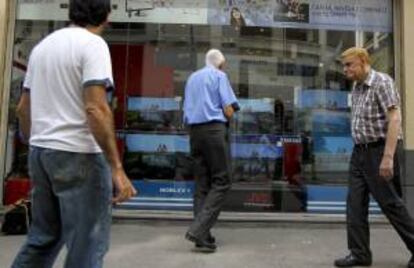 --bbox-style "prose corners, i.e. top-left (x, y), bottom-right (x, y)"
top-left (354, 139), bottom-right (386, 149)
top-left (189, 120), bottom-right (227, 128)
